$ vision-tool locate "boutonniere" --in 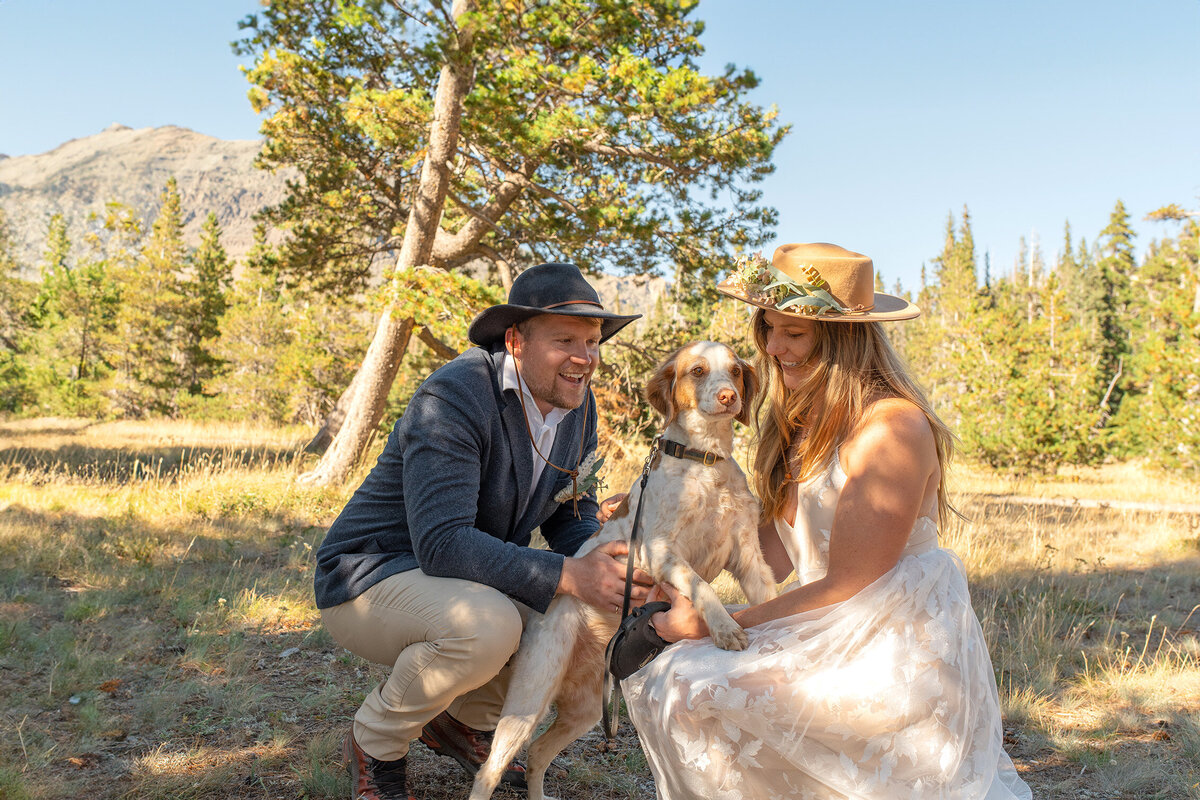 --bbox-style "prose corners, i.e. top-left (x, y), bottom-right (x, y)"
top-left (554, 451), bottom-right (606, 516)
